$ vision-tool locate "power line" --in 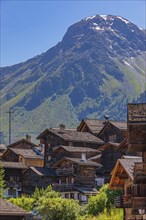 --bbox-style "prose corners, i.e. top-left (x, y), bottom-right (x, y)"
top-left (6, 109), bottom-right (15, 145)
